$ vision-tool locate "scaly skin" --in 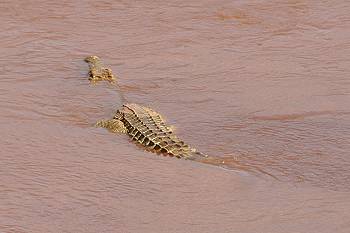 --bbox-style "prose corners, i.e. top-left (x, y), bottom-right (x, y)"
top-left (85, 56), bottom-right (208, 160)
